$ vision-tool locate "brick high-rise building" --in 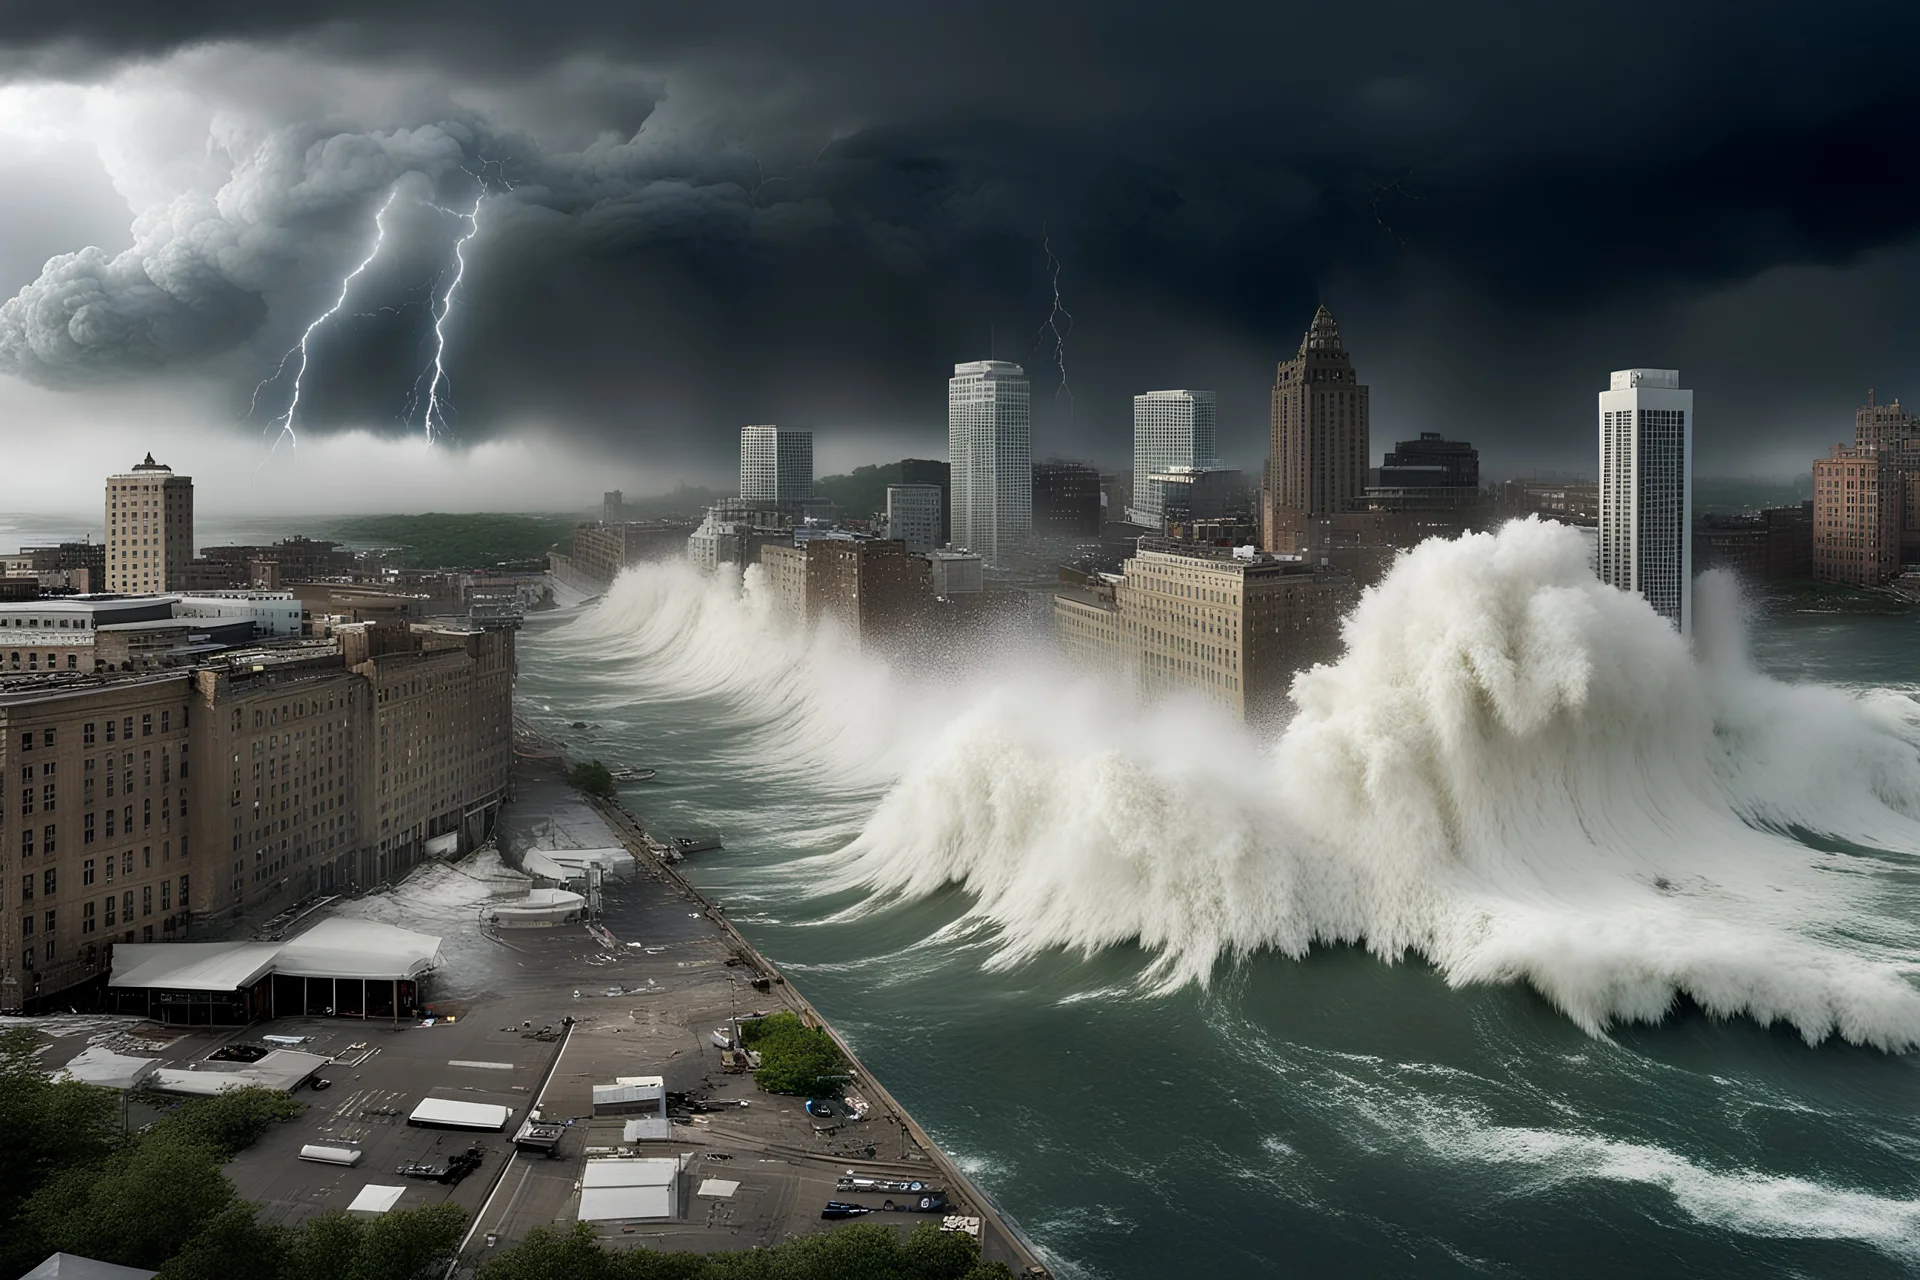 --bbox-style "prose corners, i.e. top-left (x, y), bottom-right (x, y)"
top-left (1265, 306), bottom-right (1369, 553)
top-left (106, 454), bottom-right (194, 594)
top-left (1813, 393), bottom-right (1920, 586)
top-left (1813, 446), bottom-right (1898, 586)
